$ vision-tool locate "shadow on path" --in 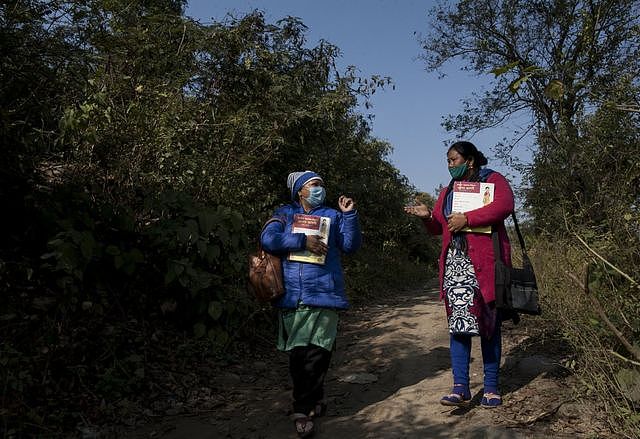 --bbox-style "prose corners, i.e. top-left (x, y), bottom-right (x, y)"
top-left (122, 285), bottom-right (595, 439)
